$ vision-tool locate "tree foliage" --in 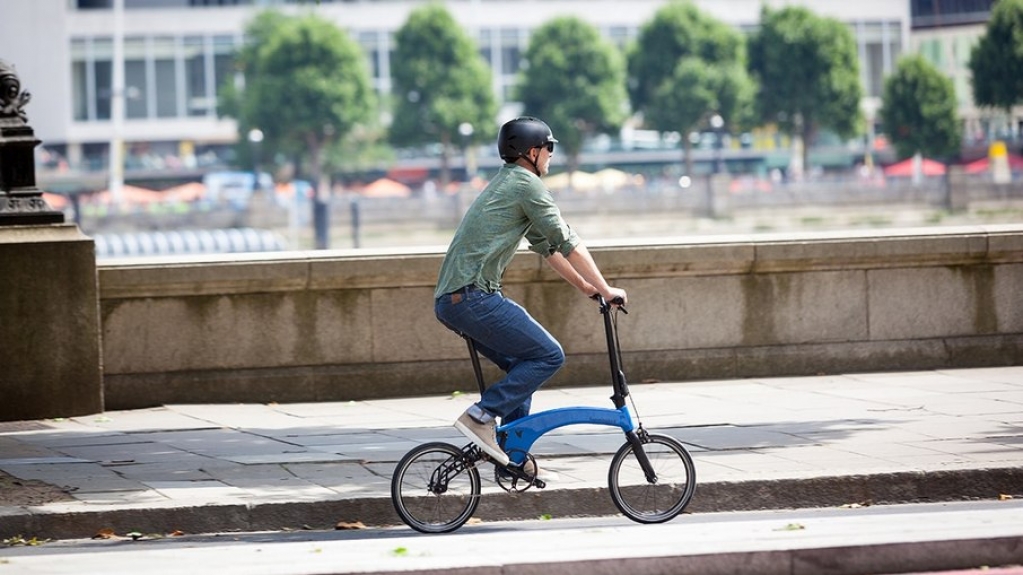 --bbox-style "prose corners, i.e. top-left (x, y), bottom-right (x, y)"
top-left (628, 1), bottom-right (745, 112)
top-left (748, 5), bottom-right (863, 169)
top-left (627, 1), bottom-right (752, 175)
top-left (224, 11), bottom-right (374, 176)
top-left (515, 16), bottom-right (628, 176)
top-left (390, 4), bottom-right (496, 187)
top-left (880, 55), bottom-right (962, 161)
top-left (221, 10), bottom-right (374, 248)
top-left (969, 0), bottom-right (1023, 116)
